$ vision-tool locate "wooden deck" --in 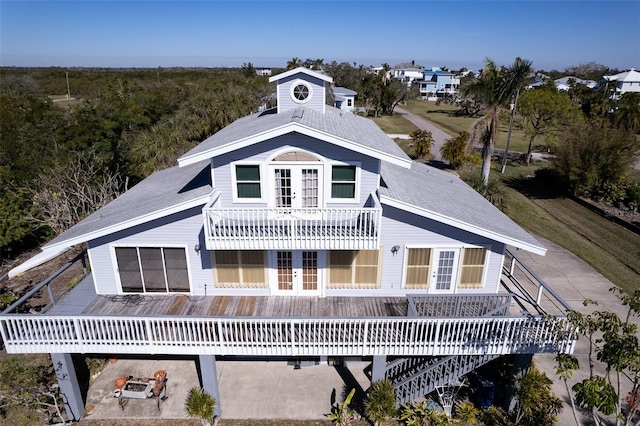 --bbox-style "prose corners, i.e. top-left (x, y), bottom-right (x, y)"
top-left (82, 294), bottom-right (408, 318)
